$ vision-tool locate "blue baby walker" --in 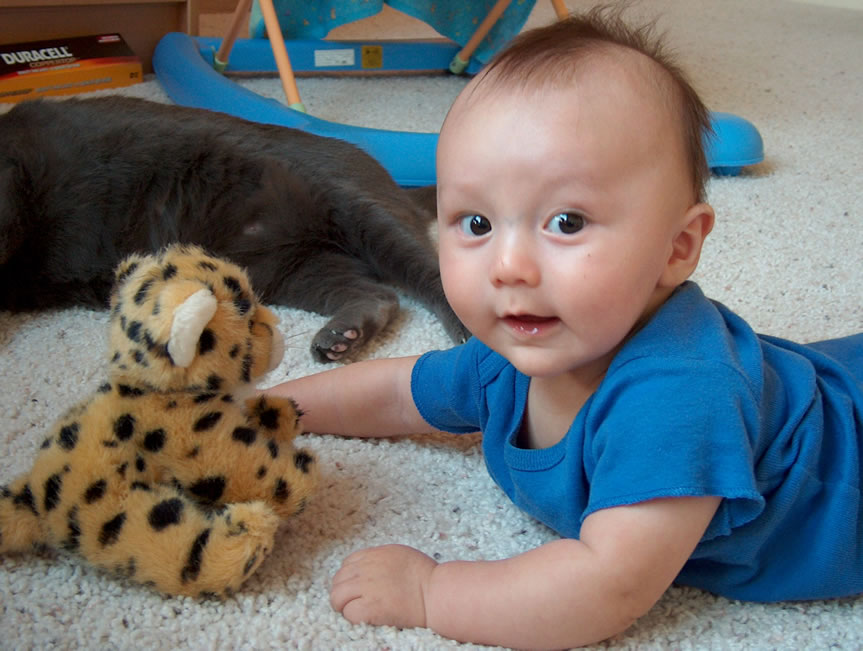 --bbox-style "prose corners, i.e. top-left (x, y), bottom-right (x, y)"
top-left (154, 0), bottom-right (764, 188)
